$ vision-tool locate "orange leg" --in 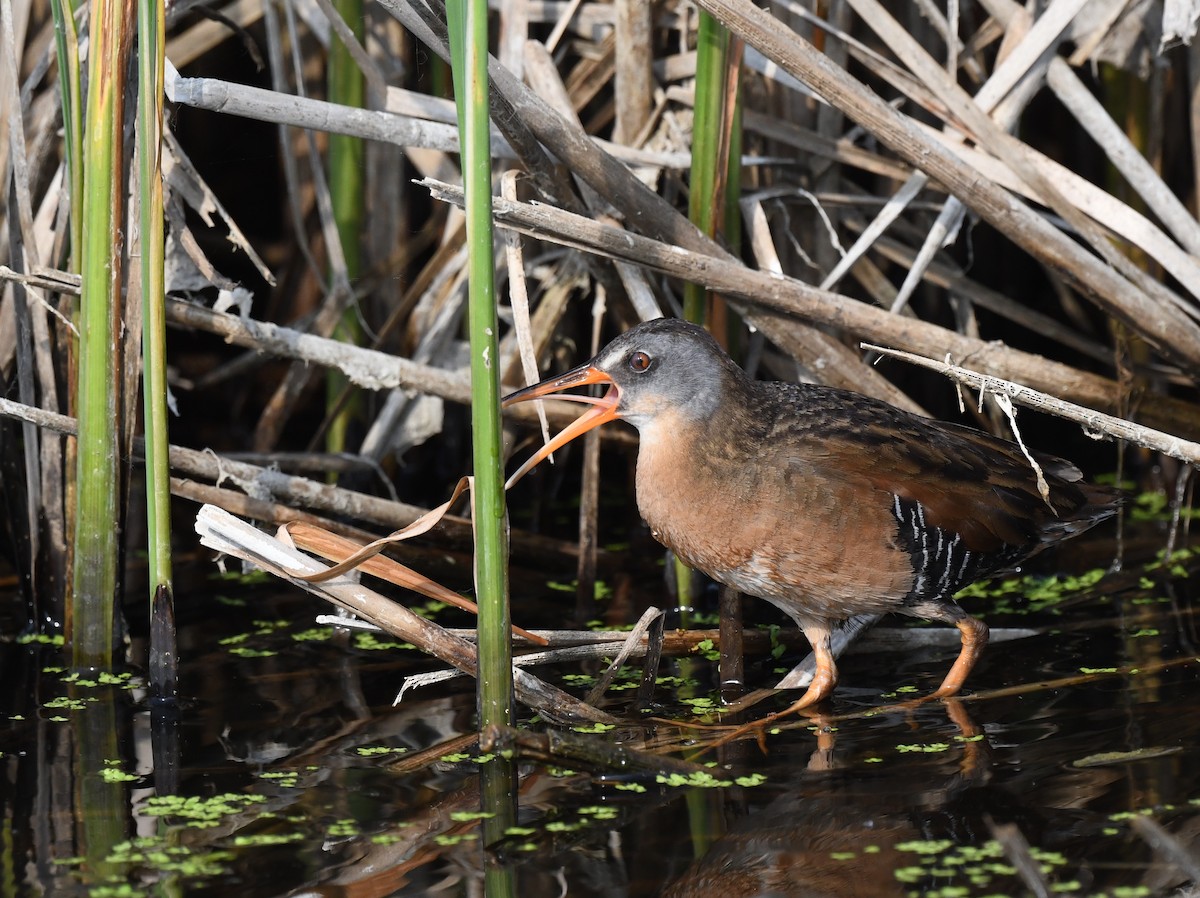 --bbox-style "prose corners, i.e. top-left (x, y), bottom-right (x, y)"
top-left (711, 620), bottom-right (838, 749)
top-left (927, 616), bottom-right (989, 699)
